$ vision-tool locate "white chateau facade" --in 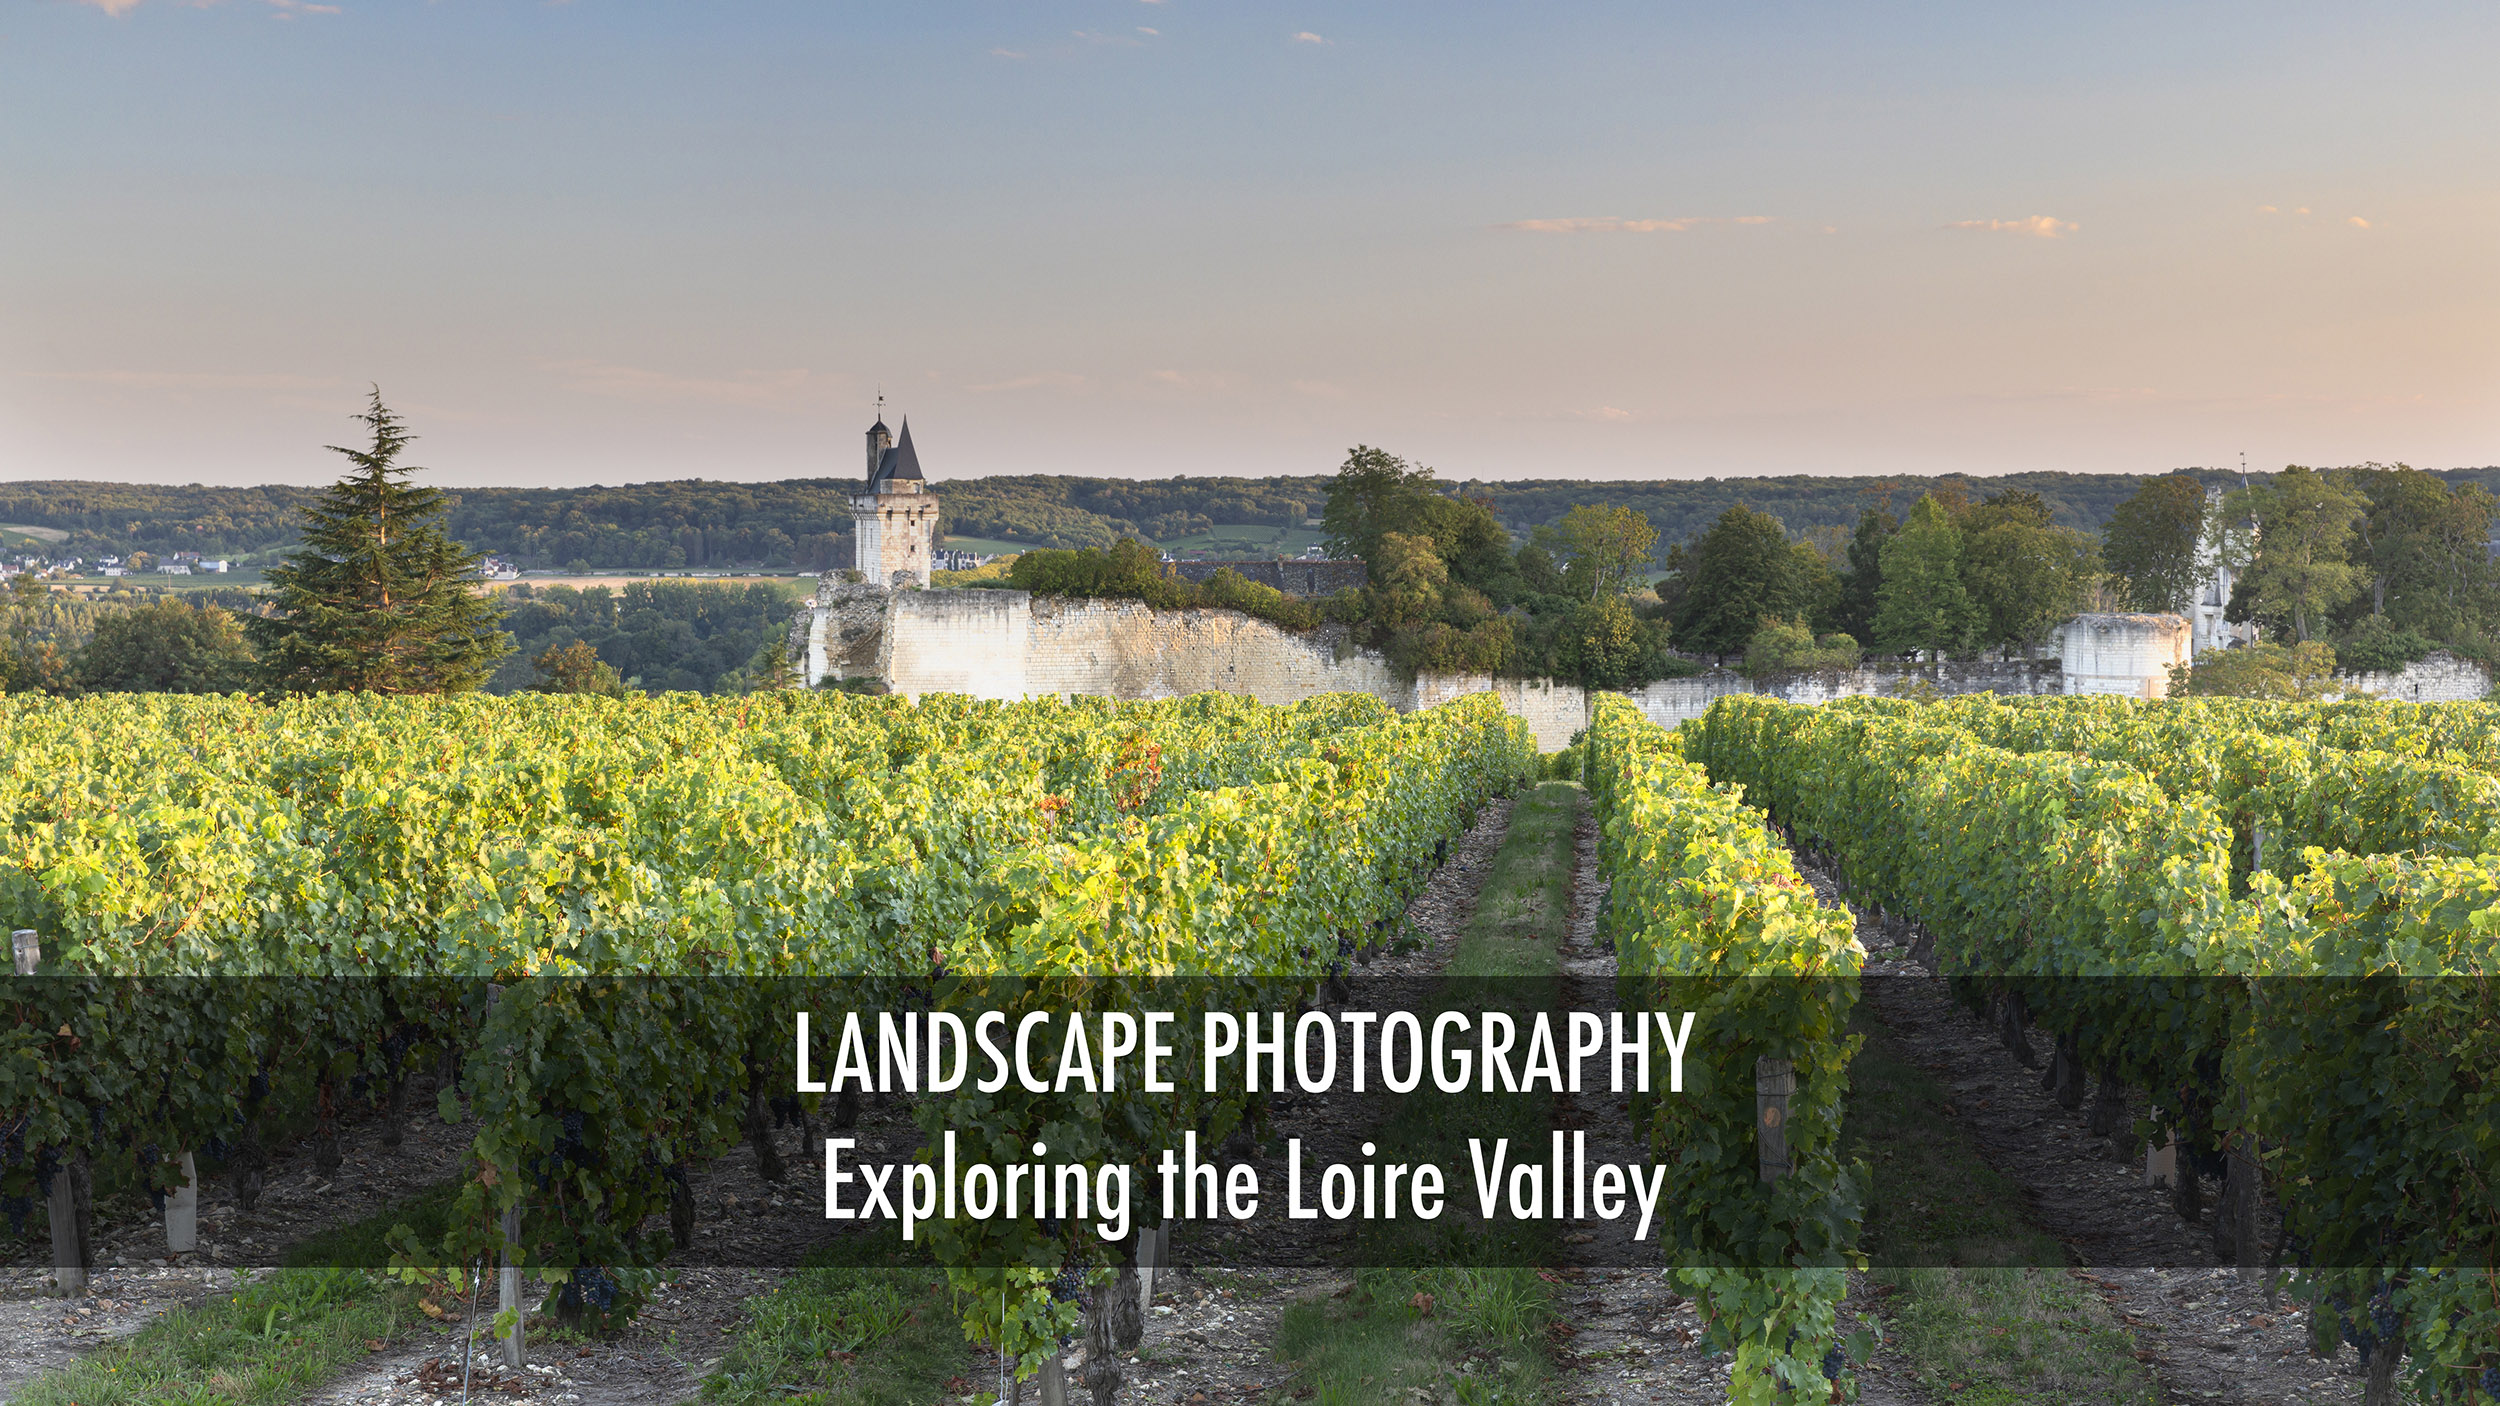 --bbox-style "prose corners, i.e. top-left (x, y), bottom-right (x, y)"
top-left (2189, 485), bottom-right (2259, 656)
top-left (850, 415), bottom-right (938, 586)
